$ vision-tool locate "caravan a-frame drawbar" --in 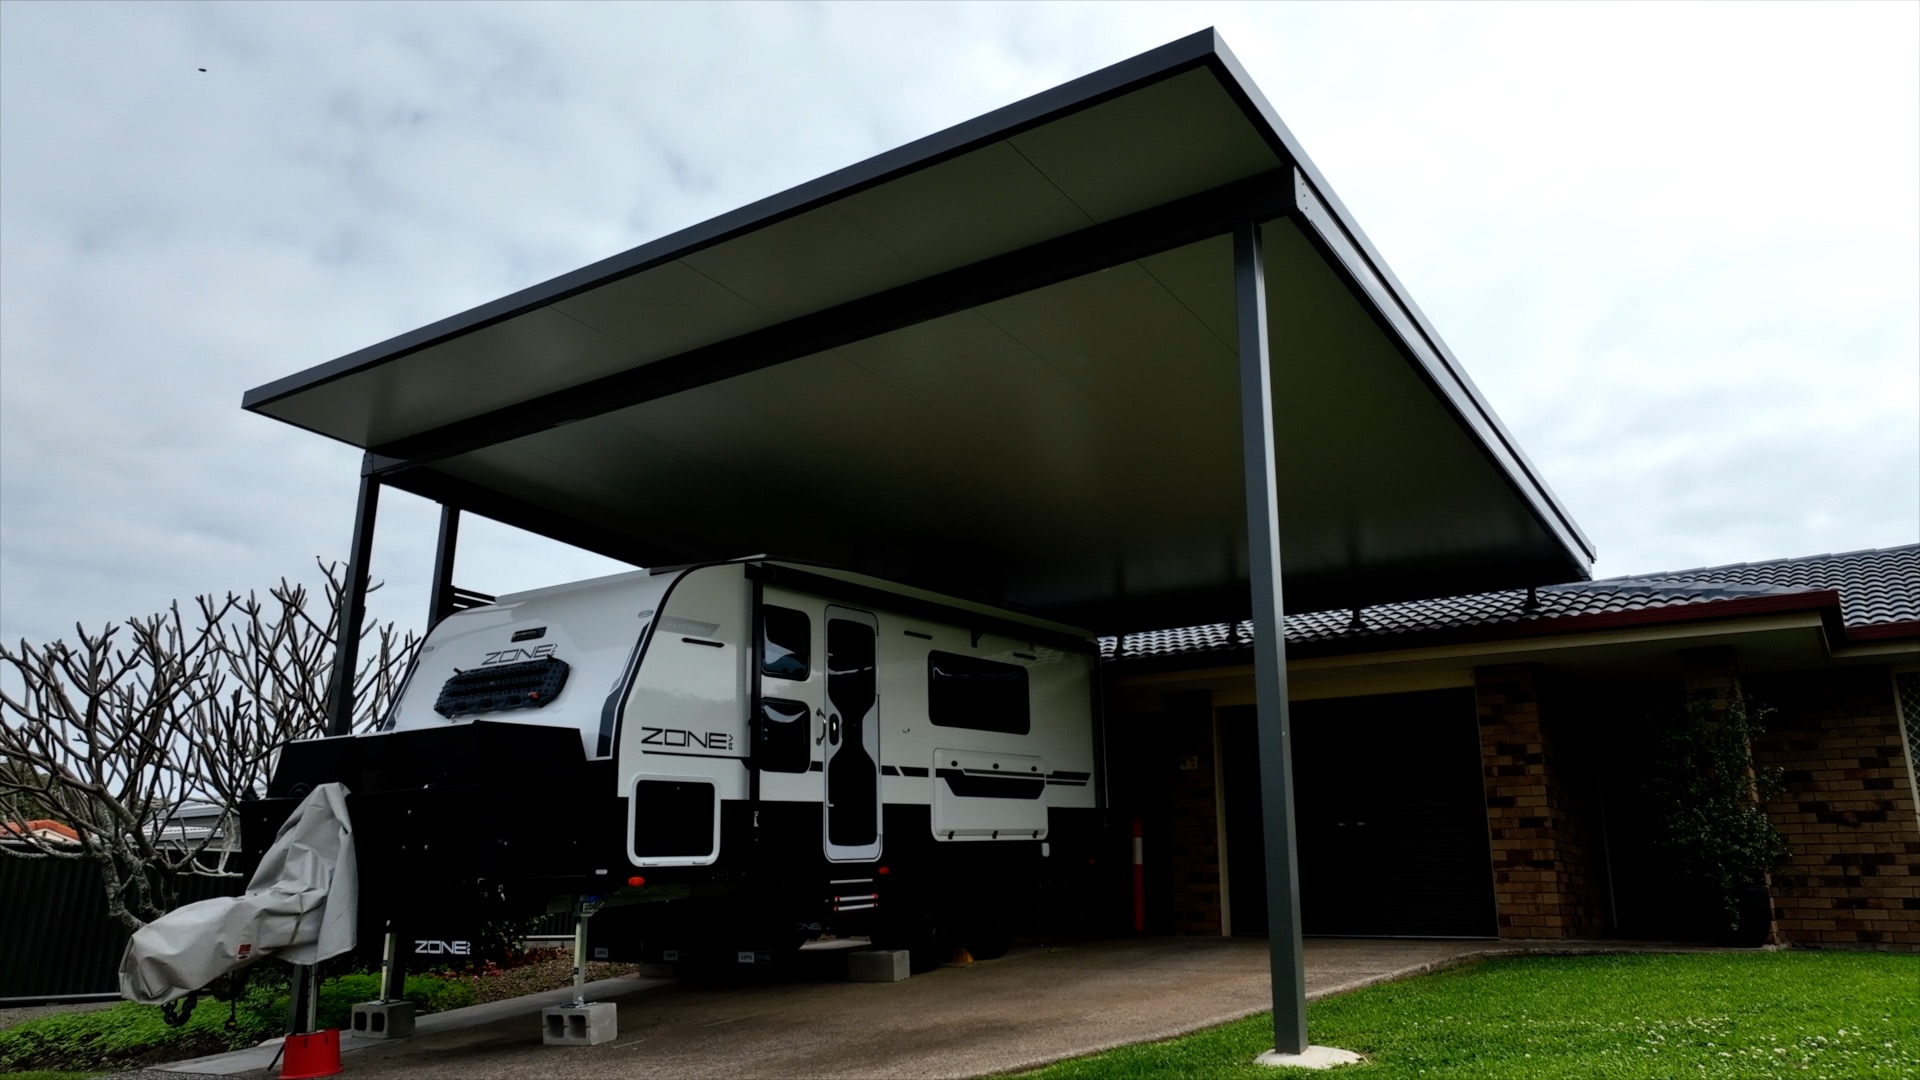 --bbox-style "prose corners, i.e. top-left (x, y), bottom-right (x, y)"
top-left (245, 559), bottom-right (1103, 969)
